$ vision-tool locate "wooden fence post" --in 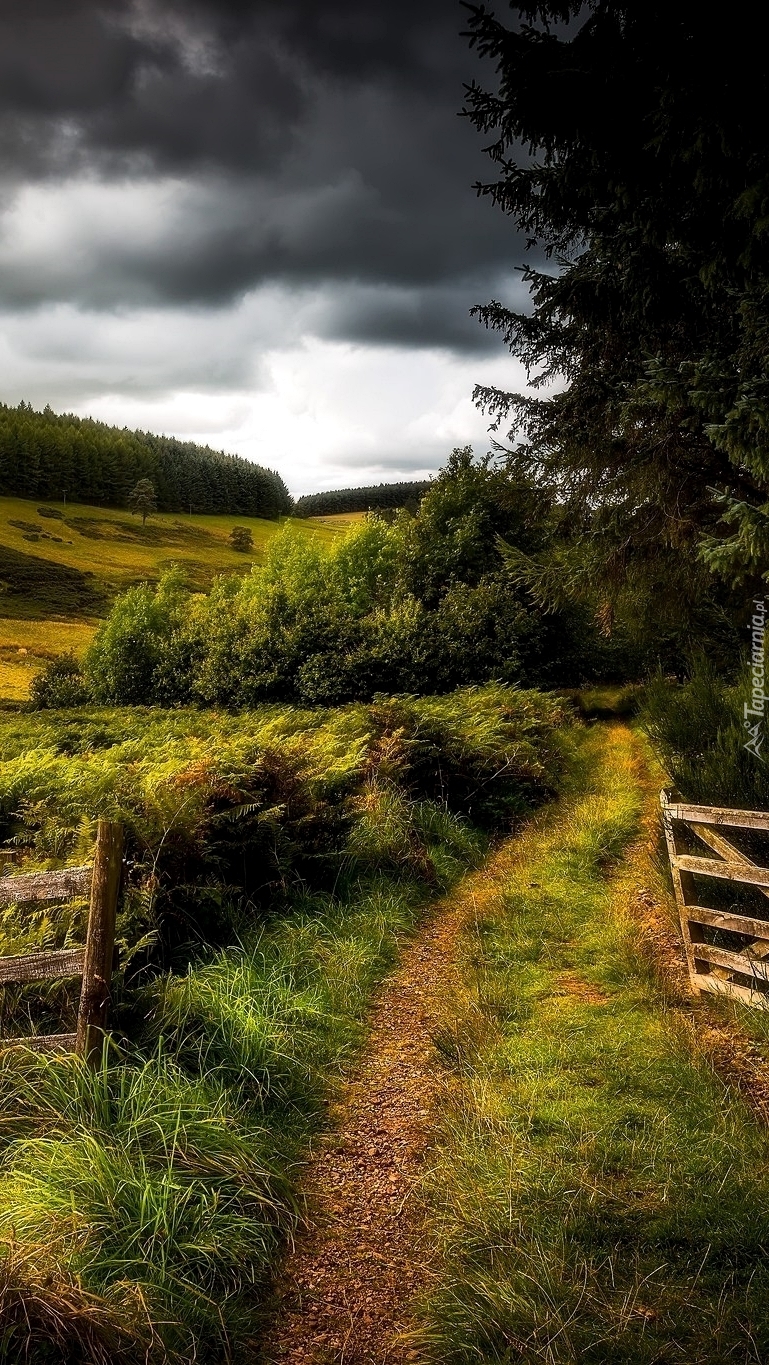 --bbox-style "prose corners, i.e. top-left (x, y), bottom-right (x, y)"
top-left (76, 819), bottom-right (123, 1065)
top-left (660, 789), bottom-right (701, 992)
